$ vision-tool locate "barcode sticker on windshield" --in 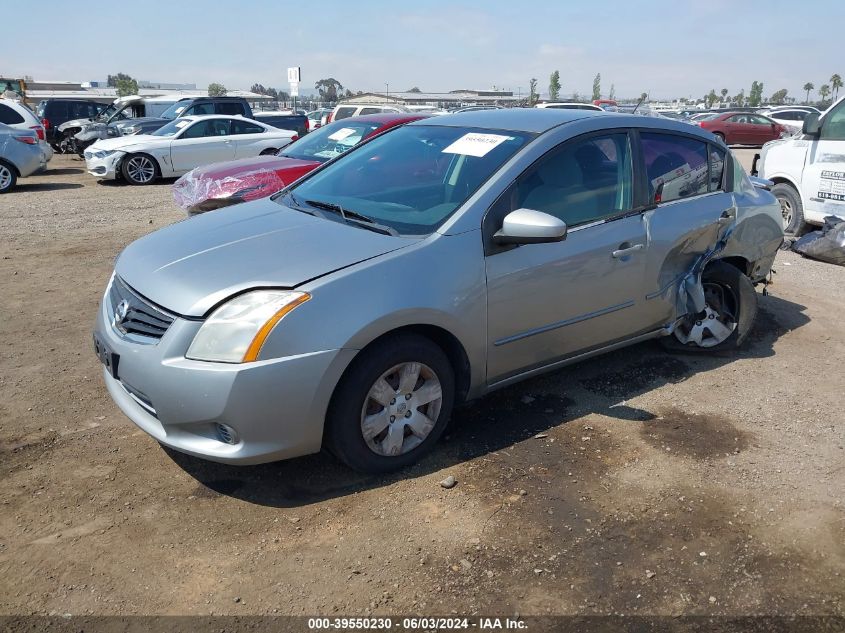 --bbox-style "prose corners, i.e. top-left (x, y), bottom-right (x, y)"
top-left (442, 133), bottom-right (511, 157)
top-left (328, 127), bottom-right (357, 141)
